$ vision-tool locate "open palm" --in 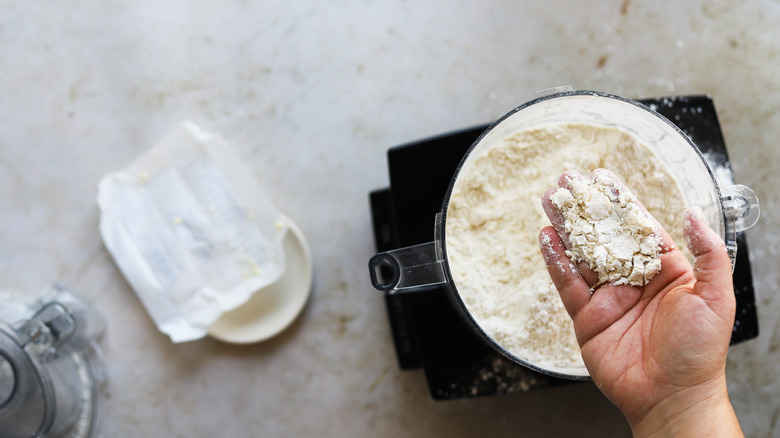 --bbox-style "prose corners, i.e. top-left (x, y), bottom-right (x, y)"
top-left (539, 170), bottom-right (736, 429)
